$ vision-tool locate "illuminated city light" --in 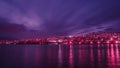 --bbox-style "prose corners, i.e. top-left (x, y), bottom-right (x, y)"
top-left (110, 37), bottom-right (113, 41)
top-left (69, 41), bottom-right (73, 45)
top-left (79, 42), bottom-right (81, 44)
top-left (68, 35), bottom-right (73, 38)
top-left (115, 41), bottom-right (119, 44)
top-left (106, 41), bottom-right (110, 44)
top-left (97, 41), bottom-right (101, 44)
top-left (0, 32), bottom-right (120, 45)
top-left (90, 41), bottom-right (93, 44)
